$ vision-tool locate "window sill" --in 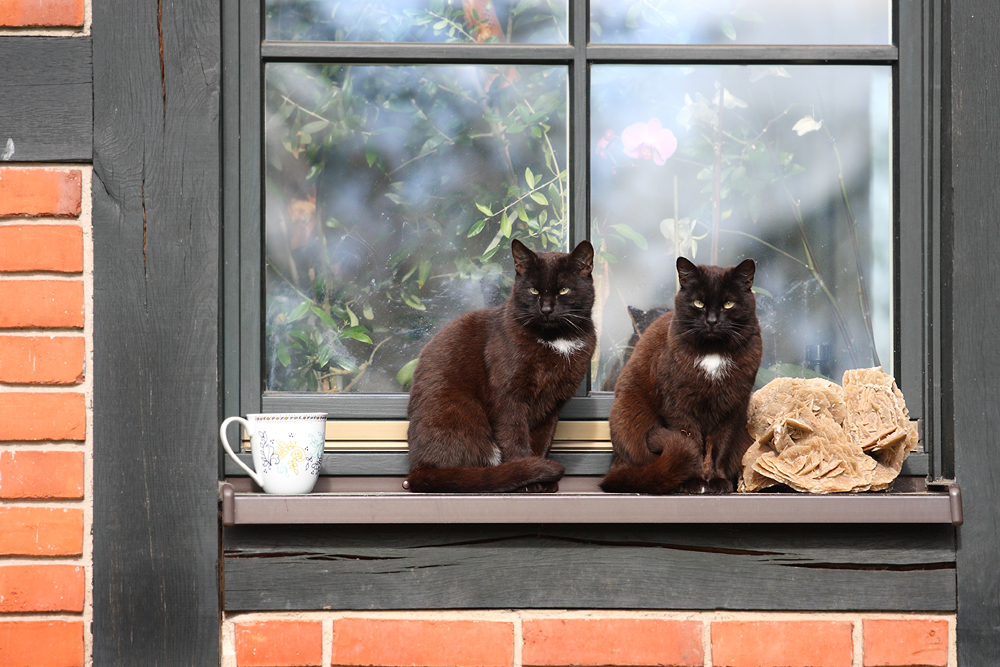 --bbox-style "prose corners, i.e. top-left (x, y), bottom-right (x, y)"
top-left (220, 478), bottom-right (962, 527)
